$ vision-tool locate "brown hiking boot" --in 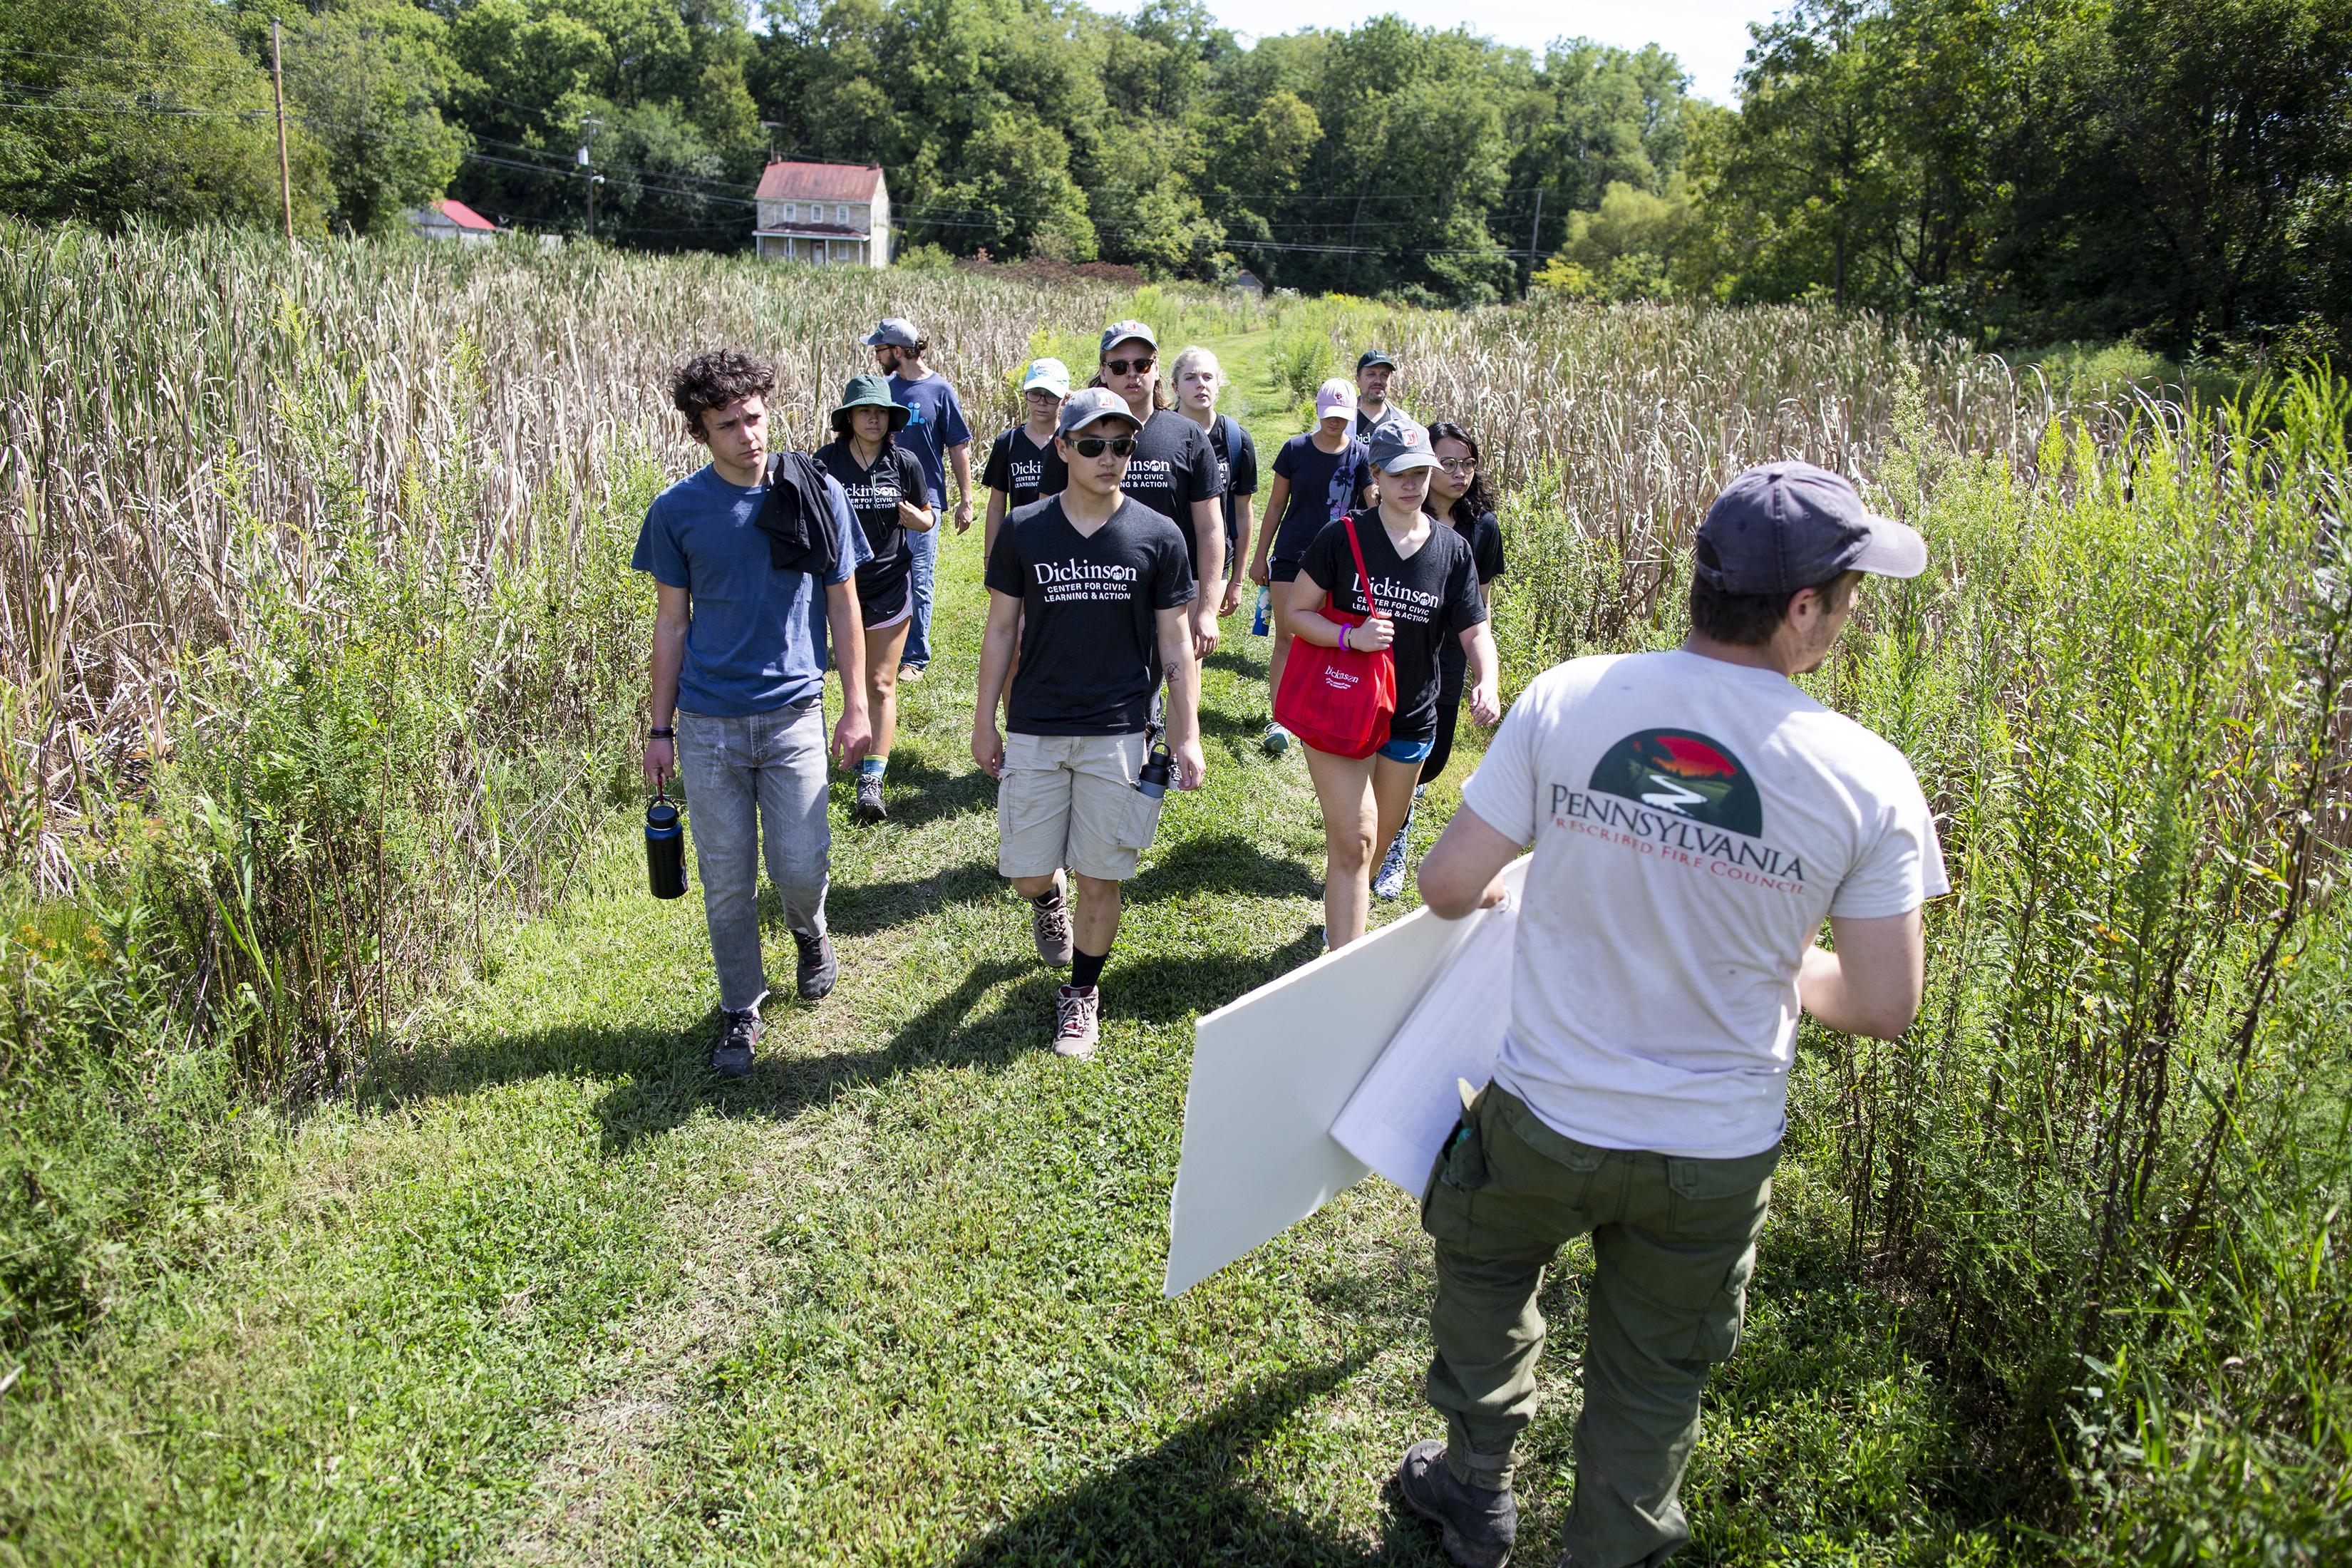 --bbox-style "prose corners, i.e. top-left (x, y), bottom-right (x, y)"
top-left (1053, 984), bottom-right (1100, 1060)
top-left (1031, 879), bottom-right (1074, 966)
